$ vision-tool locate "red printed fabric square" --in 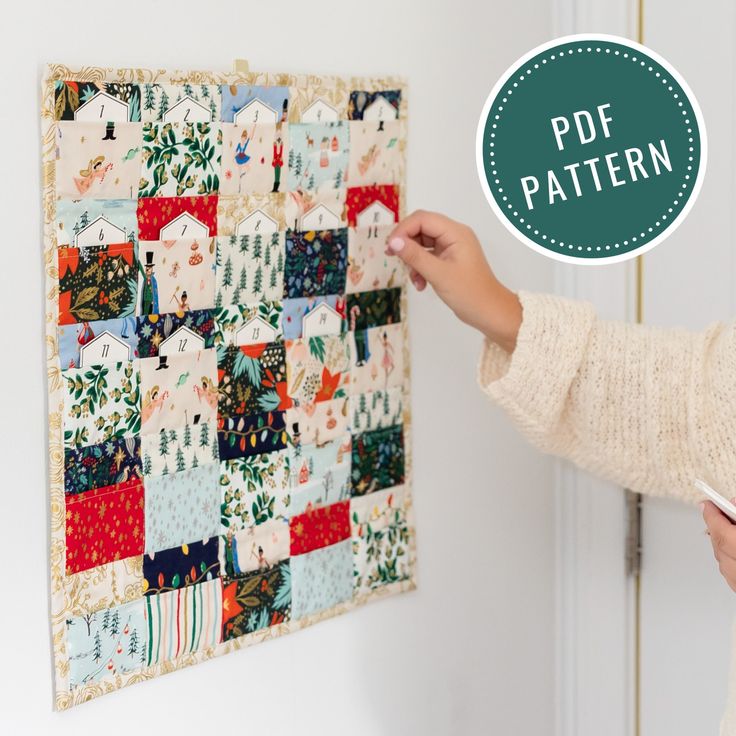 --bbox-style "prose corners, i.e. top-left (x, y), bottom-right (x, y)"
top-left (289, 500), bottom-right (351, 555)
top-left (136, 195), bottom-right (218, 241)
top-left (65, 478), bottom-right (144, 574)
top-left (346, 185), bottom-right (399, 227)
